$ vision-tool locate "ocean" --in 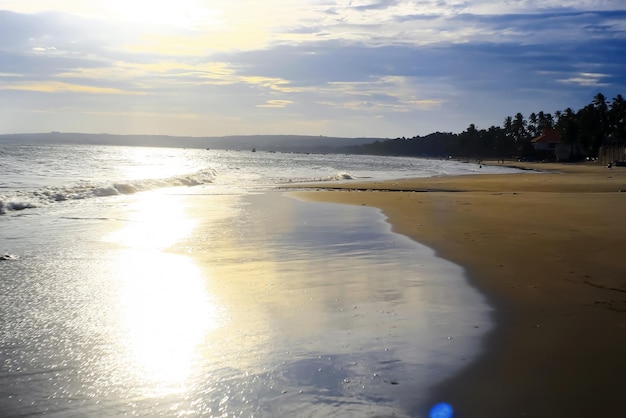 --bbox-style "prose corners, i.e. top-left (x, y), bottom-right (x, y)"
top-left (0, 143), bottom-right (522, 417)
